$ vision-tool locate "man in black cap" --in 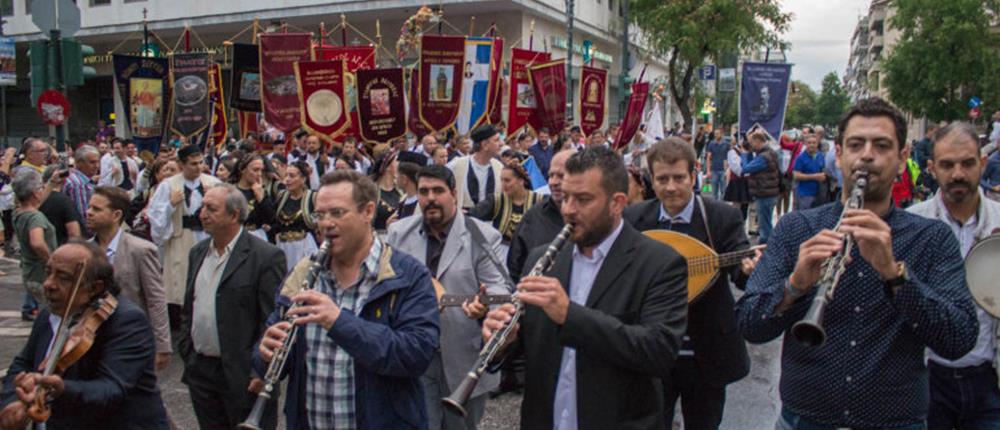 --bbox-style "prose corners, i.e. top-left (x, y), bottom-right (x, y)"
top-left (447, 124), bottom-right (504, 211)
